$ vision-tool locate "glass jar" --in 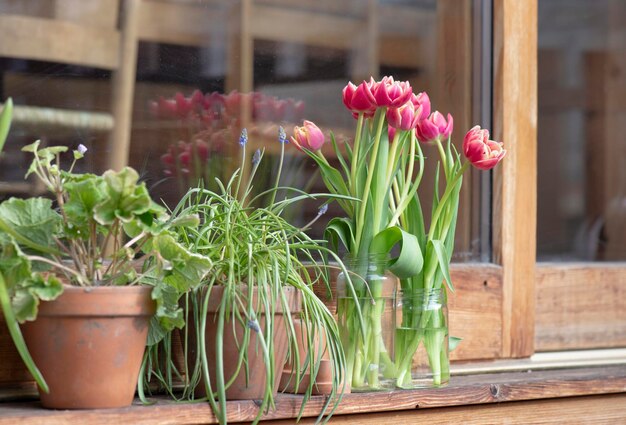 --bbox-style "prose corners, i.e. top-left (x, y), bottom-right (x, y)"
top-left (394, 288), bottom-right (449, 388)
top-left (336, 254), bottom-right (397, 392)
